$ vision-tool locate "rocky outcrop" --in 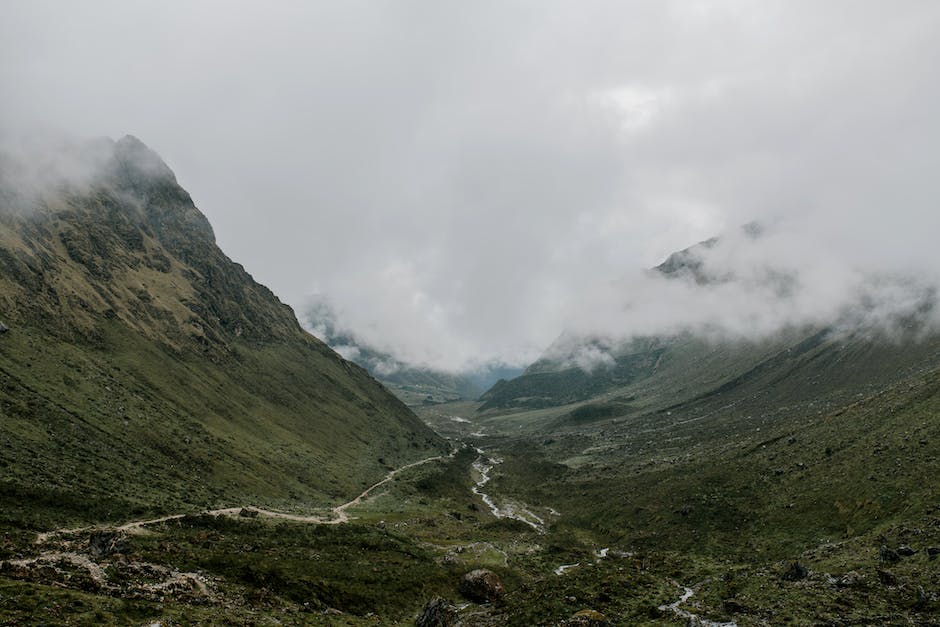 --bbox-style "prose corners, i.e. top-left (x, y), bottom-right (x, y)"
top-left (415, 596), bottom-right (458, 627)
top-left (458, 569), bottom-right (505, 603)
